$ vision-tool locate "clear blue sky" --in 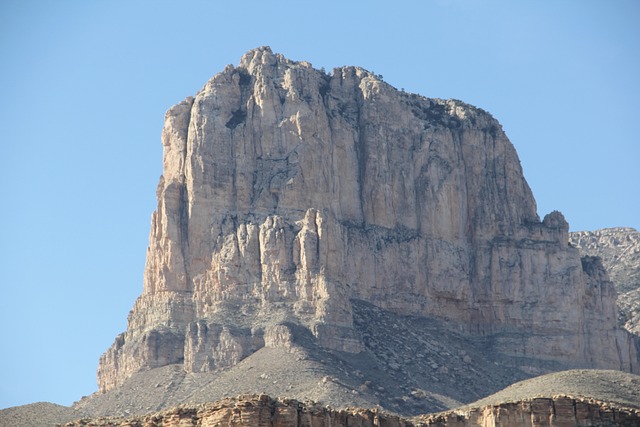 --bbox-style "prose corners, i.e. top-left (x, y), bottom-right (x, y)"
top-left (1, 0), bottom-right (638, 410)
